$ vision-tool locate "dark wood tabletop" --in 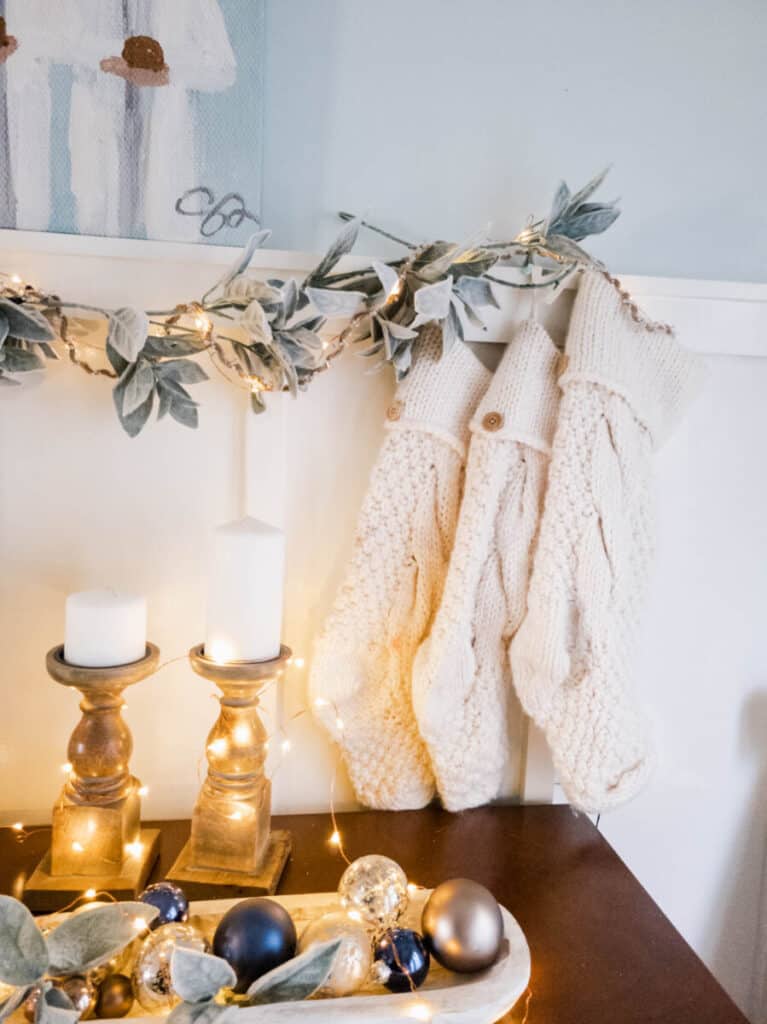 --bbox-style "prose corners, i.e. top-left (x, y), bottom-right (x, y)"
top-left (0, 806), bottom-right (747, 1023)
